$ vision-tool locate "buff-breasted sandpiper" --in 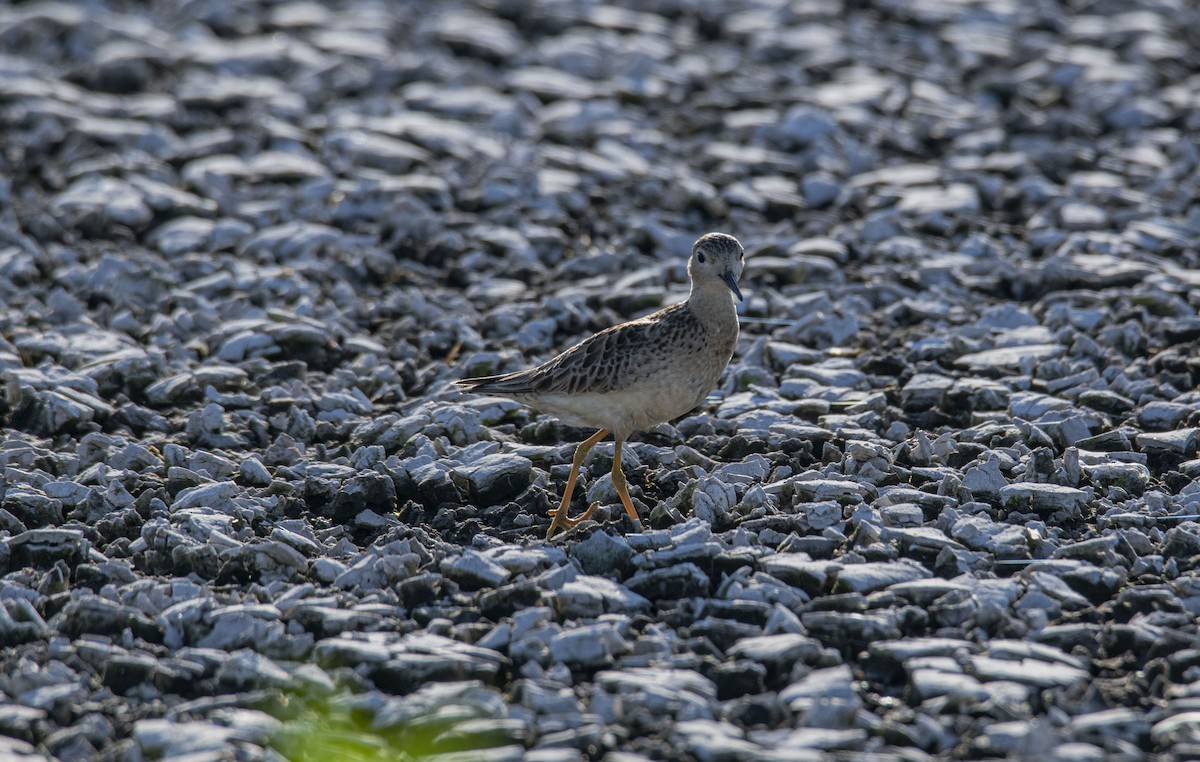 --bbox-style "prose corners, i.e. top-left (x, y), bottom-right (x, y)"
top-left (456, 232), bottom-right (745, 538)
